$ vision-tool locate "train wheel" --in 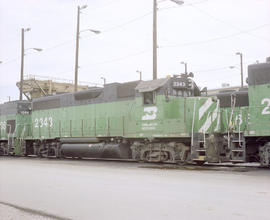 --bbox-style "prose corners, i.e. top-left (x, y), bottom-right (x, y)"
top-left (195, 161), bottom-right (205, 166)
